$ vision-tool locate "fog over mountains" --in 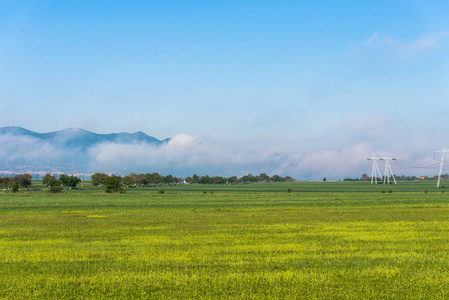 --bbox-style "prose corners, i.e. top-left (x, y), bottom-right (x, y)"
top-left (0, 126), bottom-right (302, 179)
top-left (0, 126), bottom-right (376, 180)
top-left (0, 127), bottom-right (170, 175)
